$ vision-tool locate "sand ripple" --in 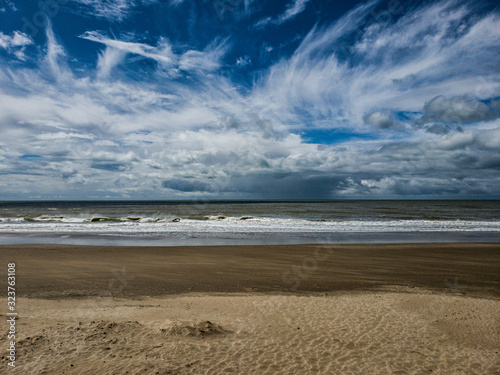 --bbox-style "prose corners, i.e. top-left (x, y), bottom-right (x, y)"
top-left (3, 291), bottom-right (499, 374)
